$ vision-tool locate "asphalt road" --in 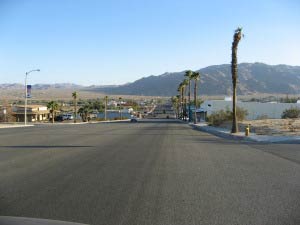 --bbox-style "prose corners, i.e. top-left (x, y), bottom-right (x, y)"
top-left (0, 120), bottom-right (299, 225)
